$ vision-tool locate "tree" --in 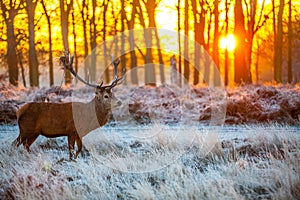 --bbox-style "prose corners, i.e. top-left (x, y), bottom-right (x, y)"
top-left (183, 0), bottom-right (189, 84)
top-left (0, 0), bottom-right (24, 86)
top-left (213, 0), bottom-right (220, 86)
top-left (274, 0), bottom-right (284, 83)
top-left (90, 0), bottom-right (97, 82)
top-left (71, 4), bottom-right (78, 75)
top-left (234, 0), bottom-right (250, 84)
top-left (41, 0), bottom-right (54, 86)
top-left (142, 0), bottom-right (165, 84)
top-left (191, 0), bottom-right (206, 85)
top-left (204, 2), bottom-right (213, 84)
top-left (26, 0), bottom-right (39, 87)
top-left (125, 0), bottom-right (138, 84)
top-left (135, 0), bottom-right (156, 85)
top-left (287, 0), bottom-right (292, 83)
top-left (224, 0), bottom-right (230, 86)
top-left (244, 0), bottom-right (258, 84)
top-left (78, 0), bottom-right (90, 80)
top-left (176, 0), bottom-right (182, 87)
top-left (60, 0), bottom-right (73, 84)
top-left (120, 0), bottom-right (126, 84)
